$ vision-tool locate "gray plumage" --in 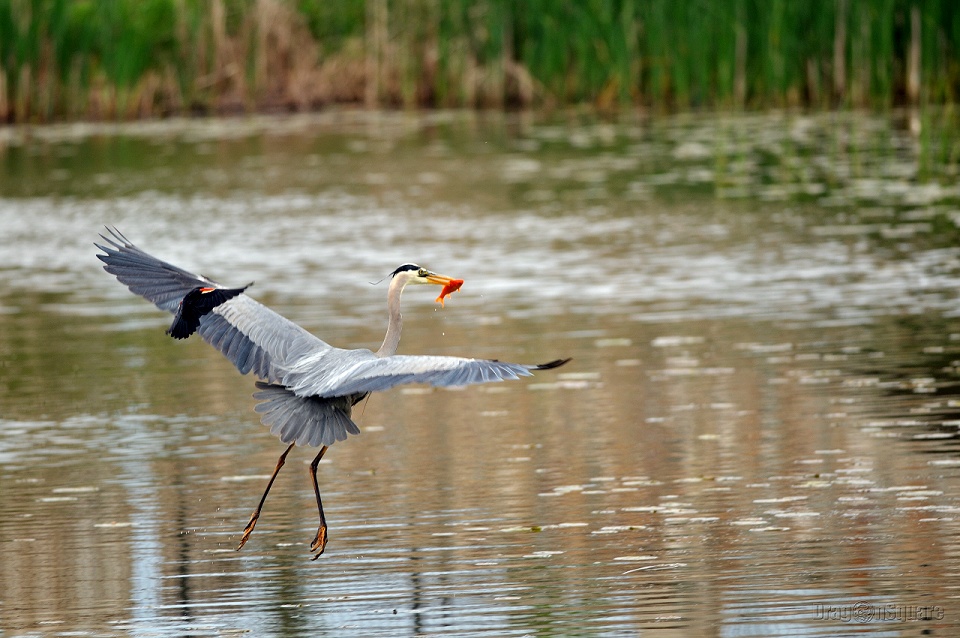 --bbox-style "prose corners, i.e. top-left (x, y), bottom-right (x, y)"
top-left (96, 227), bottom-right (569, 448)
top-left (253, 382), bottom-right (361, 447)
